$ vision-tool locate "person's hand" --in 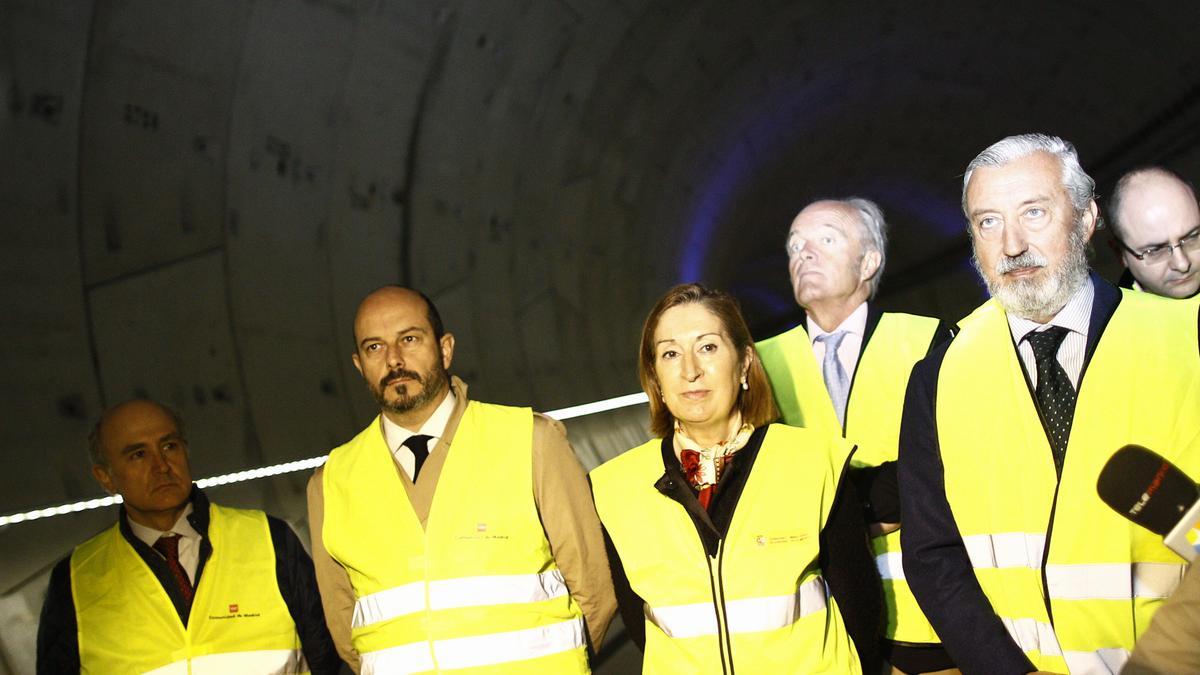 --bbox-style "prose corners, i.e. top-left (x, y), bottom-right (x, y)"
top-left (868, 521), bottom-right (900, 537)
